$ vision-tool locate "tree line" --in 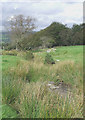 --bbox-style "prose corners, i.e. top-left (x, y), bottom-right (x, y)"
top-left (2, 15), bottom-right (84, 50)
